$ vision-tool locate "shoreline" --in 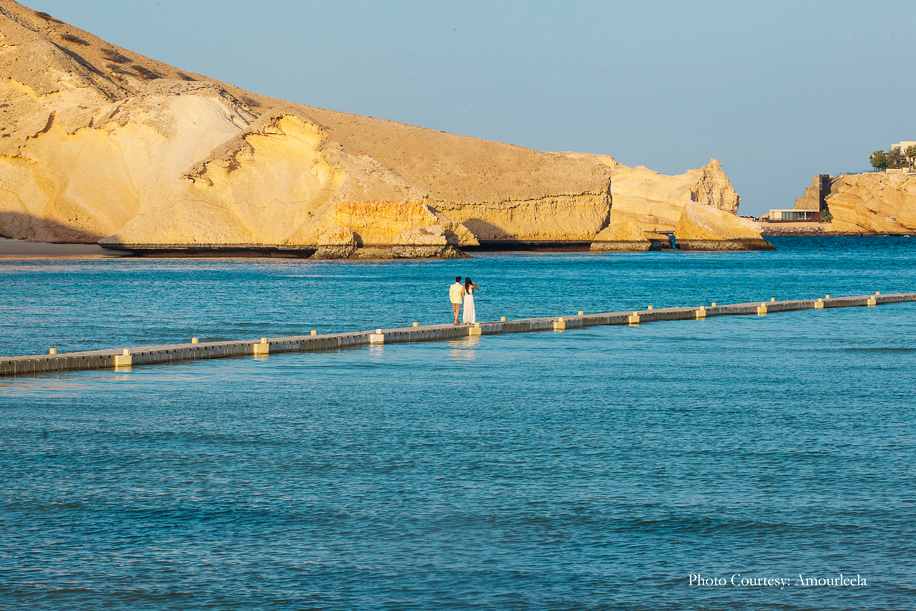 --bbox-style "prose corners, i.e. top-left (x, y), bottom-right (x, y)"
top-left (0, 239), bottom-right (130, 258)
top-left (760, 229), bottom-right (916, 237)
top-left (2, 234), bottom-right (914, 261)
